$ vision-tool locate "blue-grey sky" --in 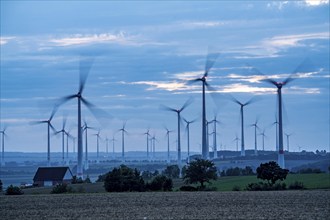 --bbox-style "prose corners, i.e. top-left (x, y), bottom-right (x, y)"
top-left (1, 1), bottom-right (329, 154)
